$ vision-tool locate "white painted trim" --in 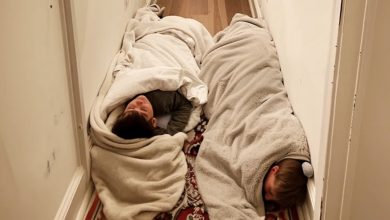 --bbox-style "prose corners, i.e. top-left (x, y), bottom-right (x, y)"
top-left (54, 1), bottom-right (93, 219)
top-left (248, 0), bottom-right (262, 18)
top-left (307, 179), bottom-right (315, 212)
top-left (248, 0), bottom-right (256, 17)
top-left (253, 0), bottom-right (262, 19)
top-left (62, 0), bottom-right (90, 175)
top-left (306, 179), bottom-right (315, 219)
top-left (296, 179), bottom-right (314, 220)
top-left (75, 183), bottom-right (94, 220)
top-left (297, 201), bottom-right (310, 220)
top-left (321, 0), bottom-right (366, 219)
top-left (338, 1), bottom-right (378, 219)
top-left (54, 167), bottom-right (89, 220)
top-left (322, 0), bottom-right (380, 219)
